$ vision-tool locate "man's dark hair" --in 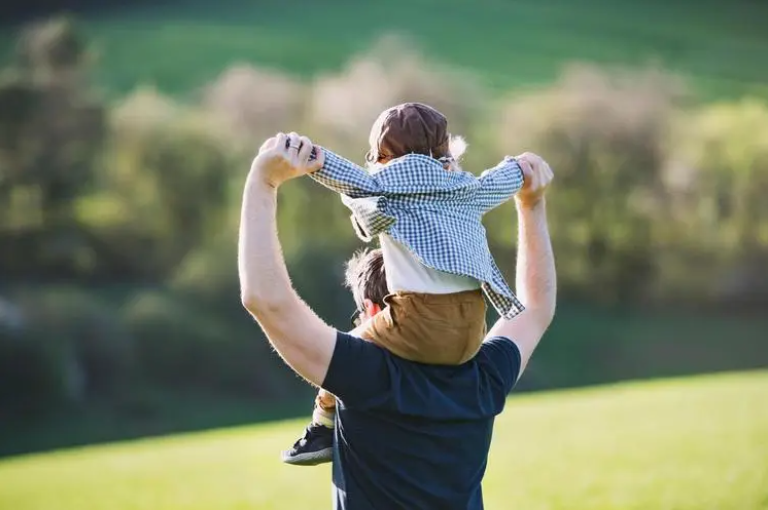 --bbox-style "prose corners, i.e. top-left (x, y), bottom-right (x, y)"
top-left (344, 248), bottom-right (387, 310)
